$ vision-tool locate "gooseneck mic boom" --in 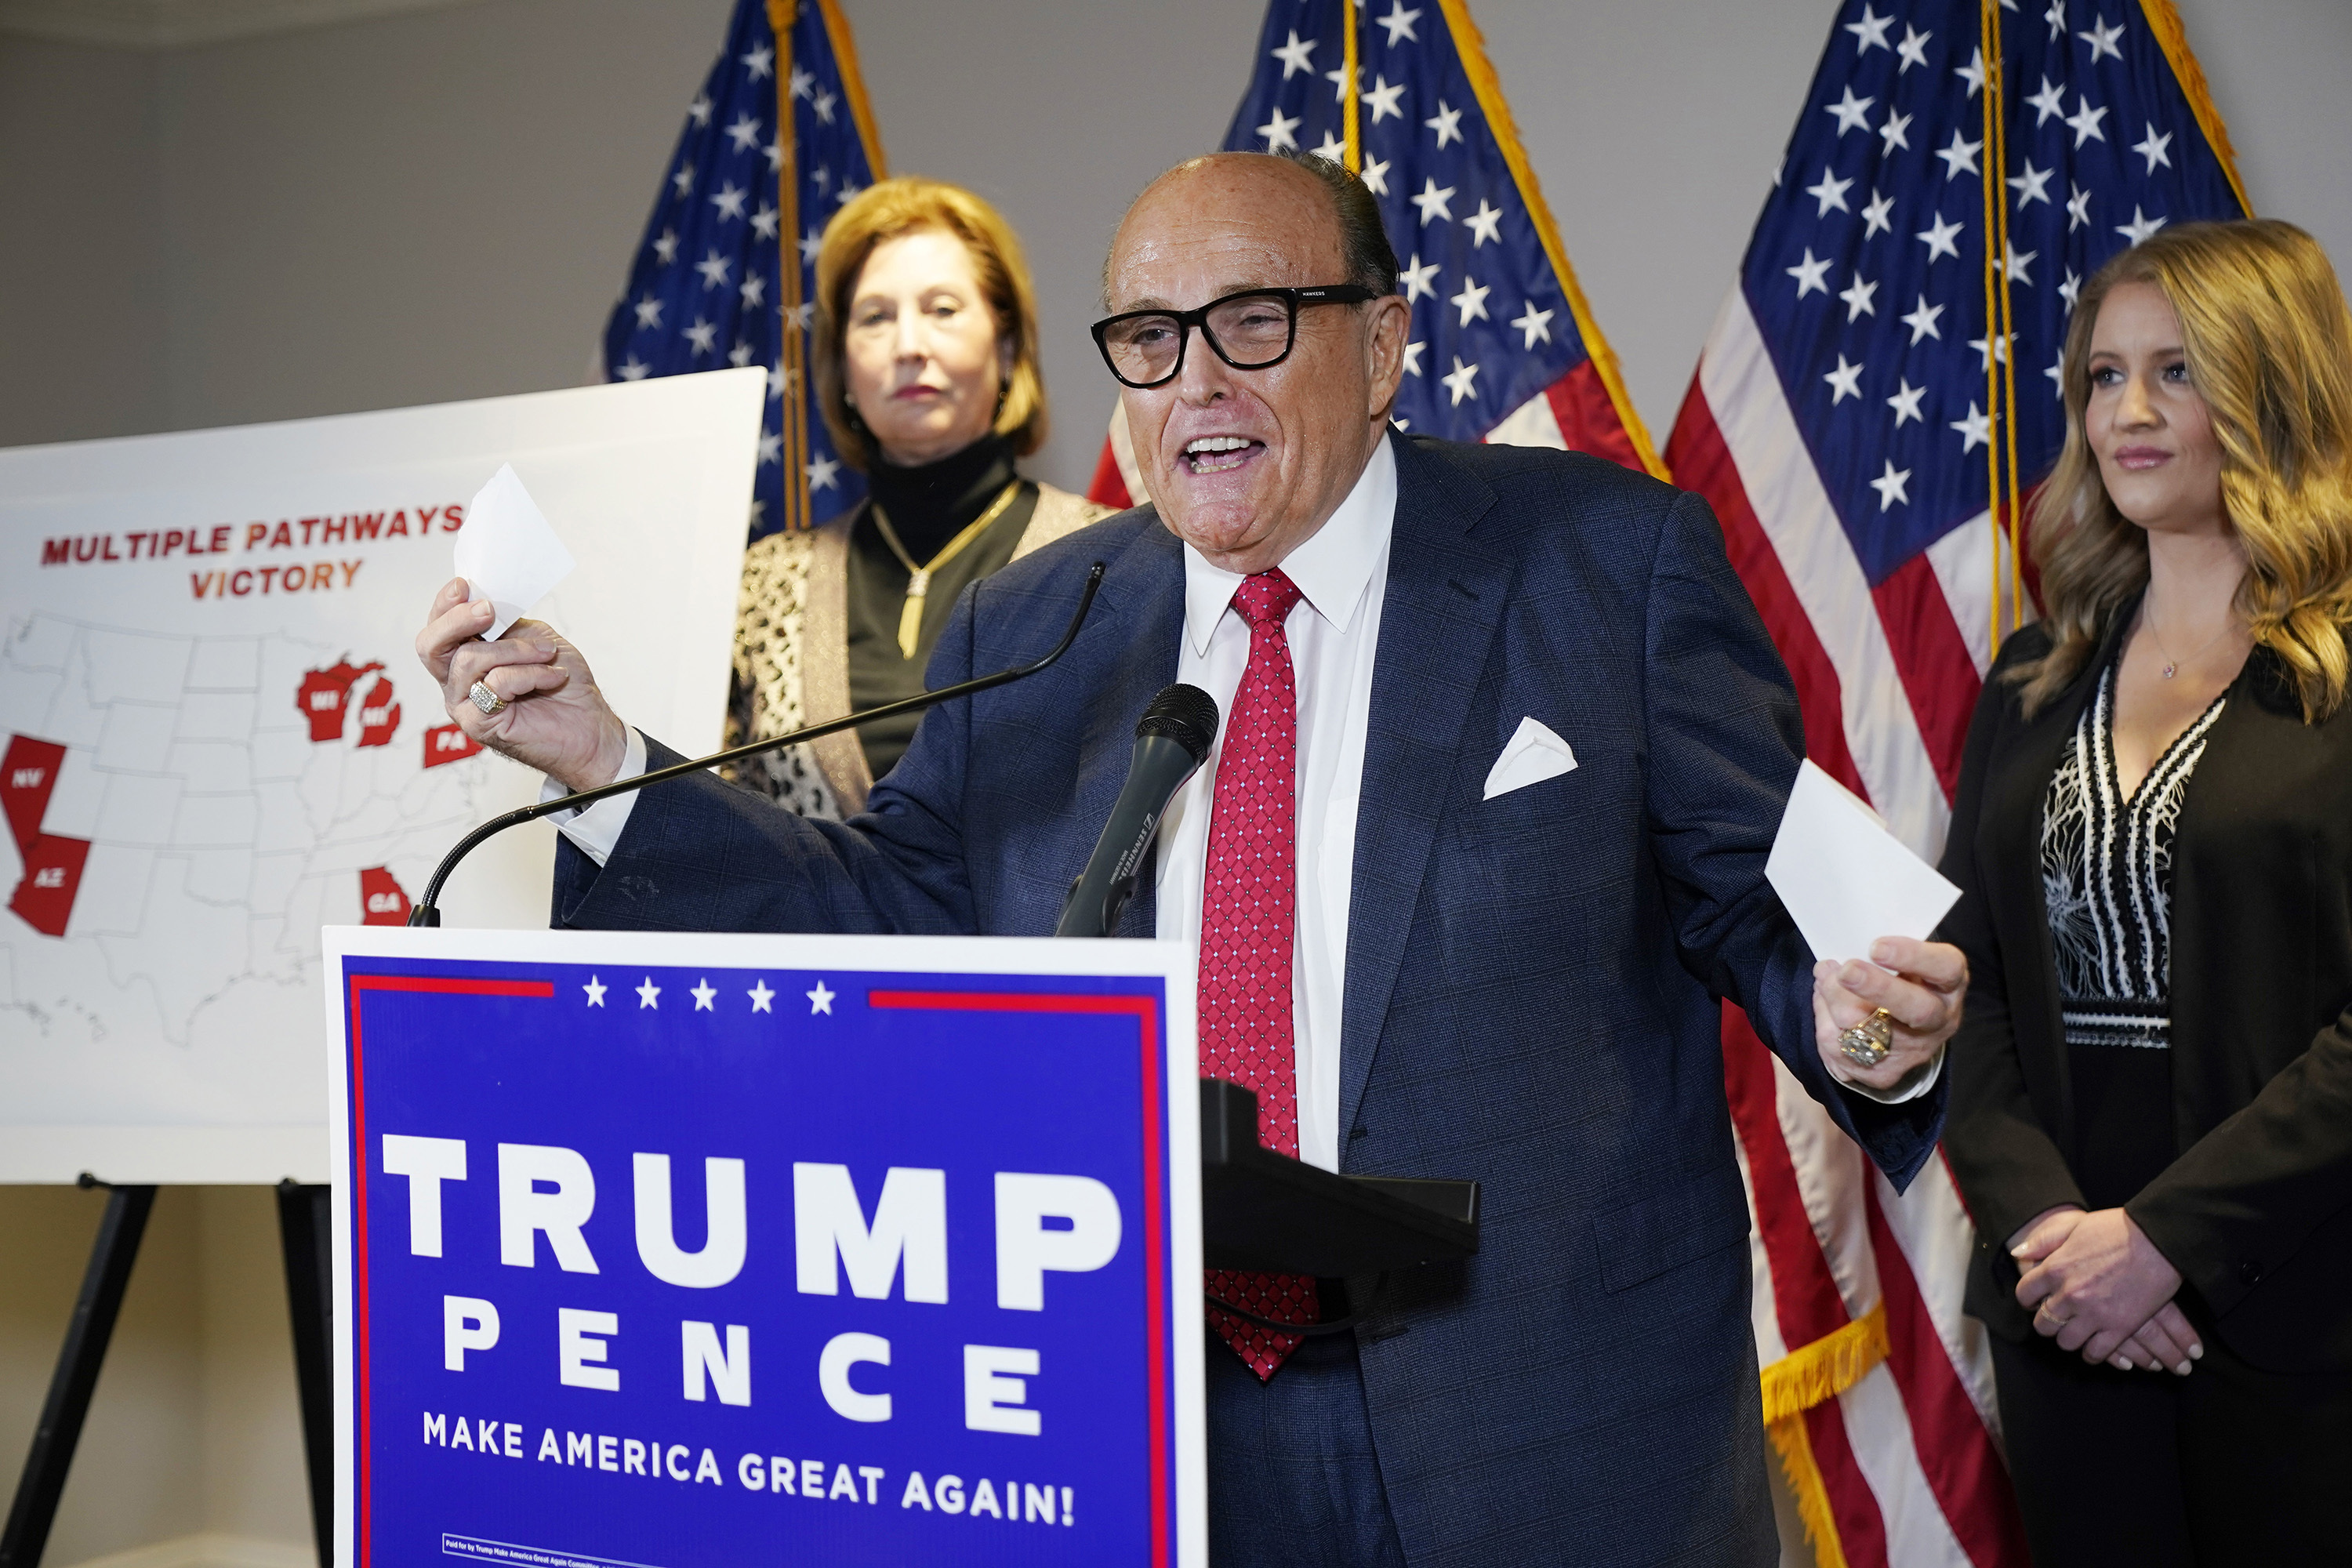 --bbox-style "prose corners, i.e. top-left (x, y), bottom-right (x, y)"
top-left (1054, 682), bottom-right (1221, 939)
top-left (405, 562), bottom-right (1105, 927)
